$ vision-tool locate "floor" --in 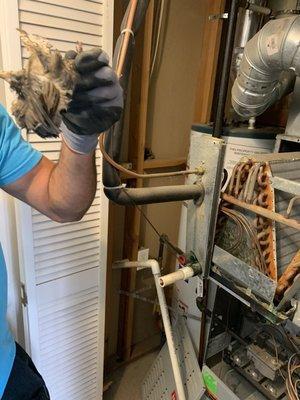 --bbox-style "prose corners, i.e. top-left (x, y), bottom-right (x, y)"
top-left (104, 351), bottom-right (159, 400)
